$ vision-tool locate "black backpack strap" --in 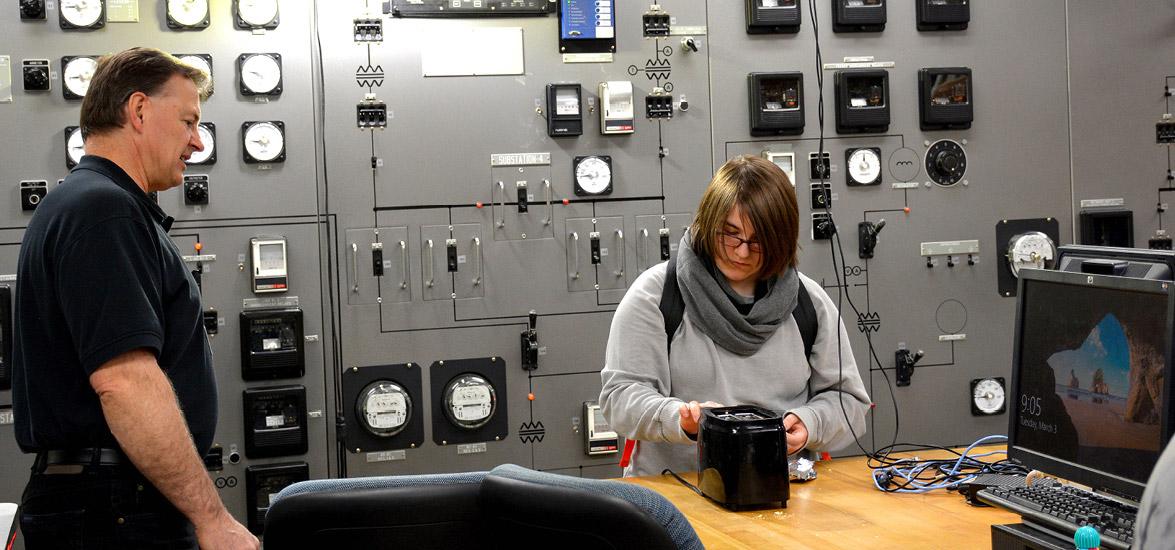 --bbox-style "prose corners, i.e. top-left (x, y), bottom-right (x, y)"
top-left (658, 256), bottom-right (685, 357)
top-left (791, 281), bottom-right (817, 362)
